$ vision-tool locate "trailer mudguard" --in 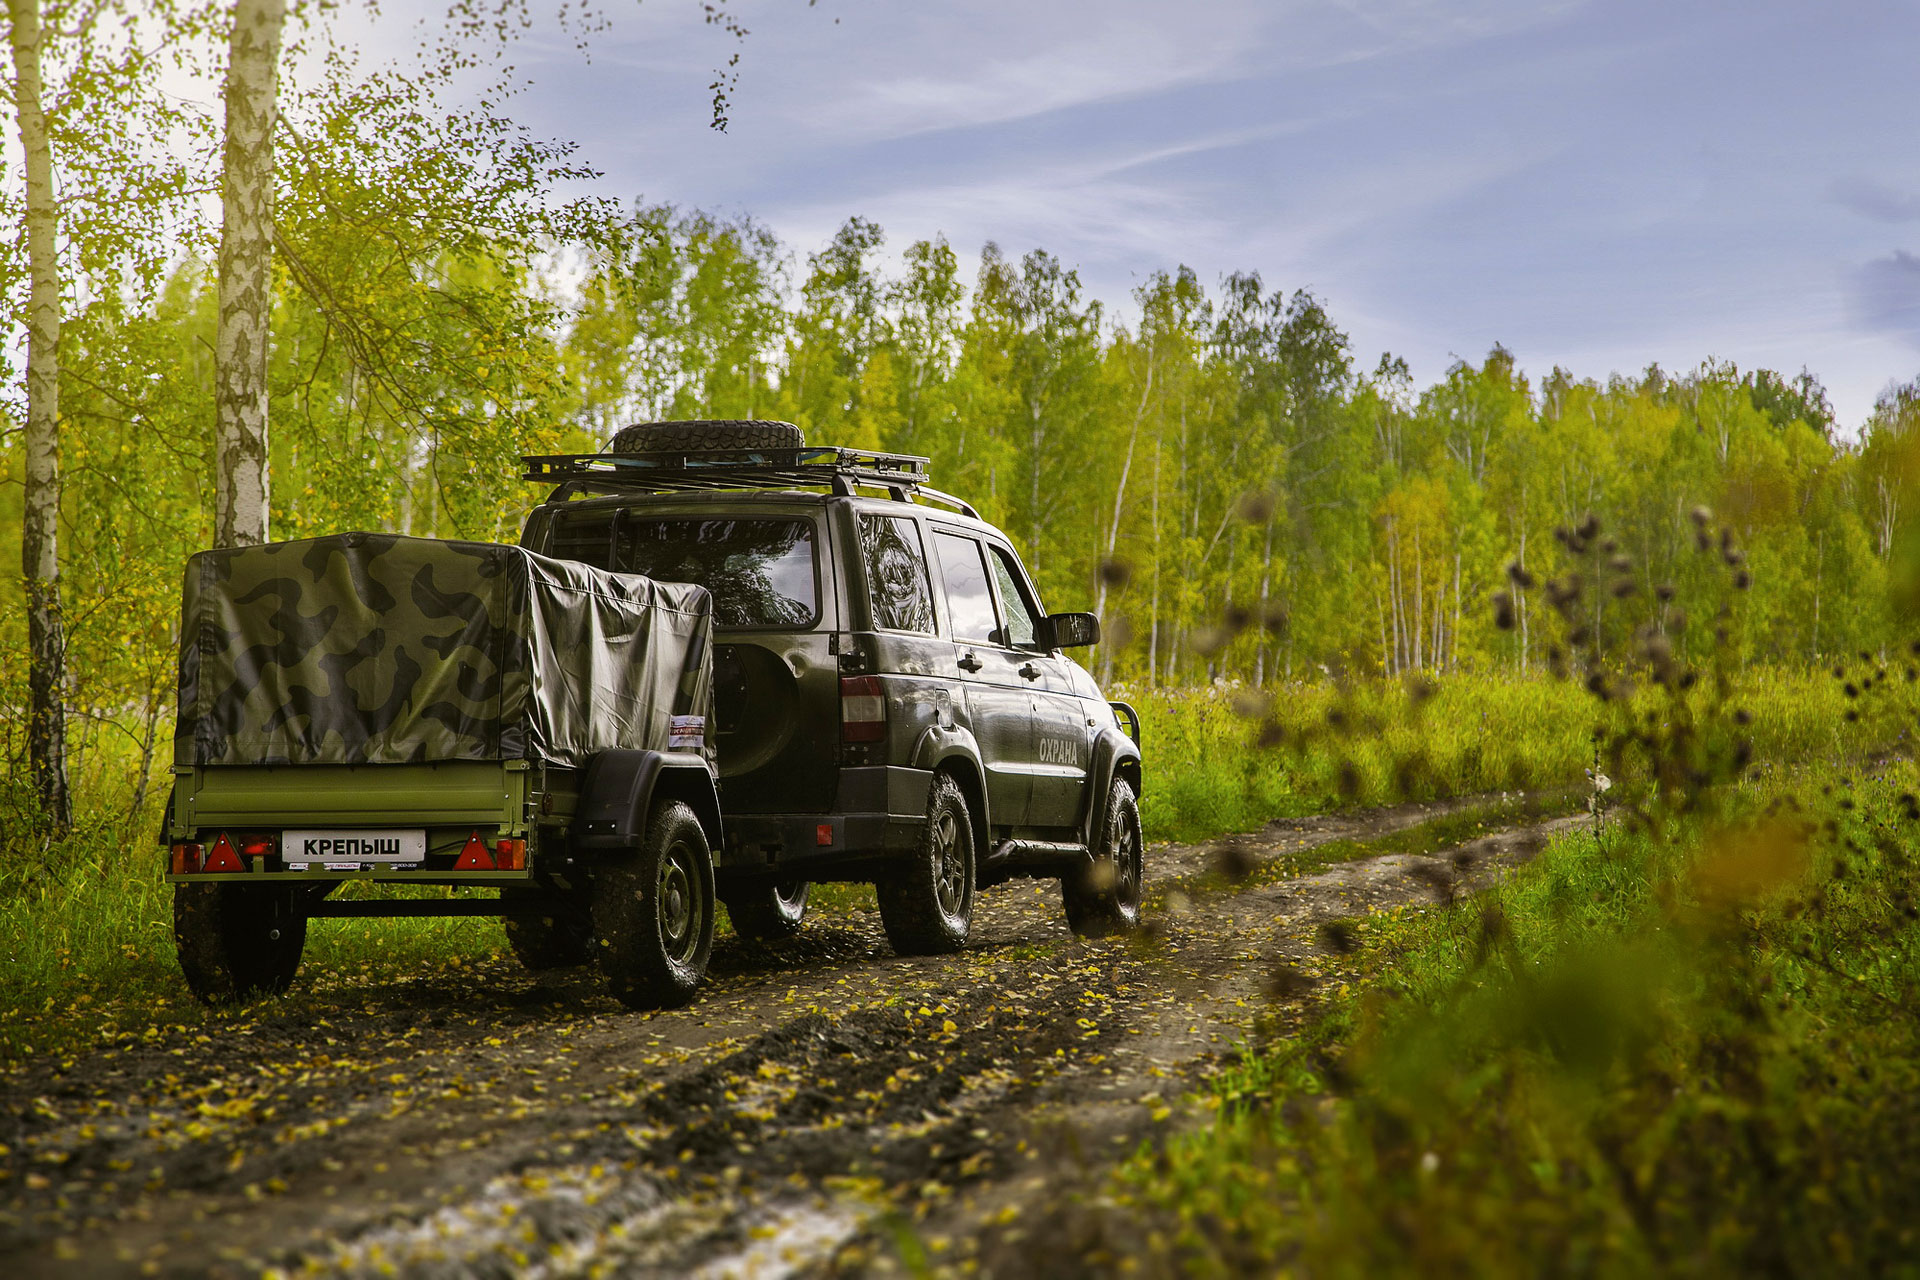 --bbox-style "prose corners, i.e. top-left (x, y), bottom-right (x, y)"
top-left (573, 749), bottom-right (722, 852)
